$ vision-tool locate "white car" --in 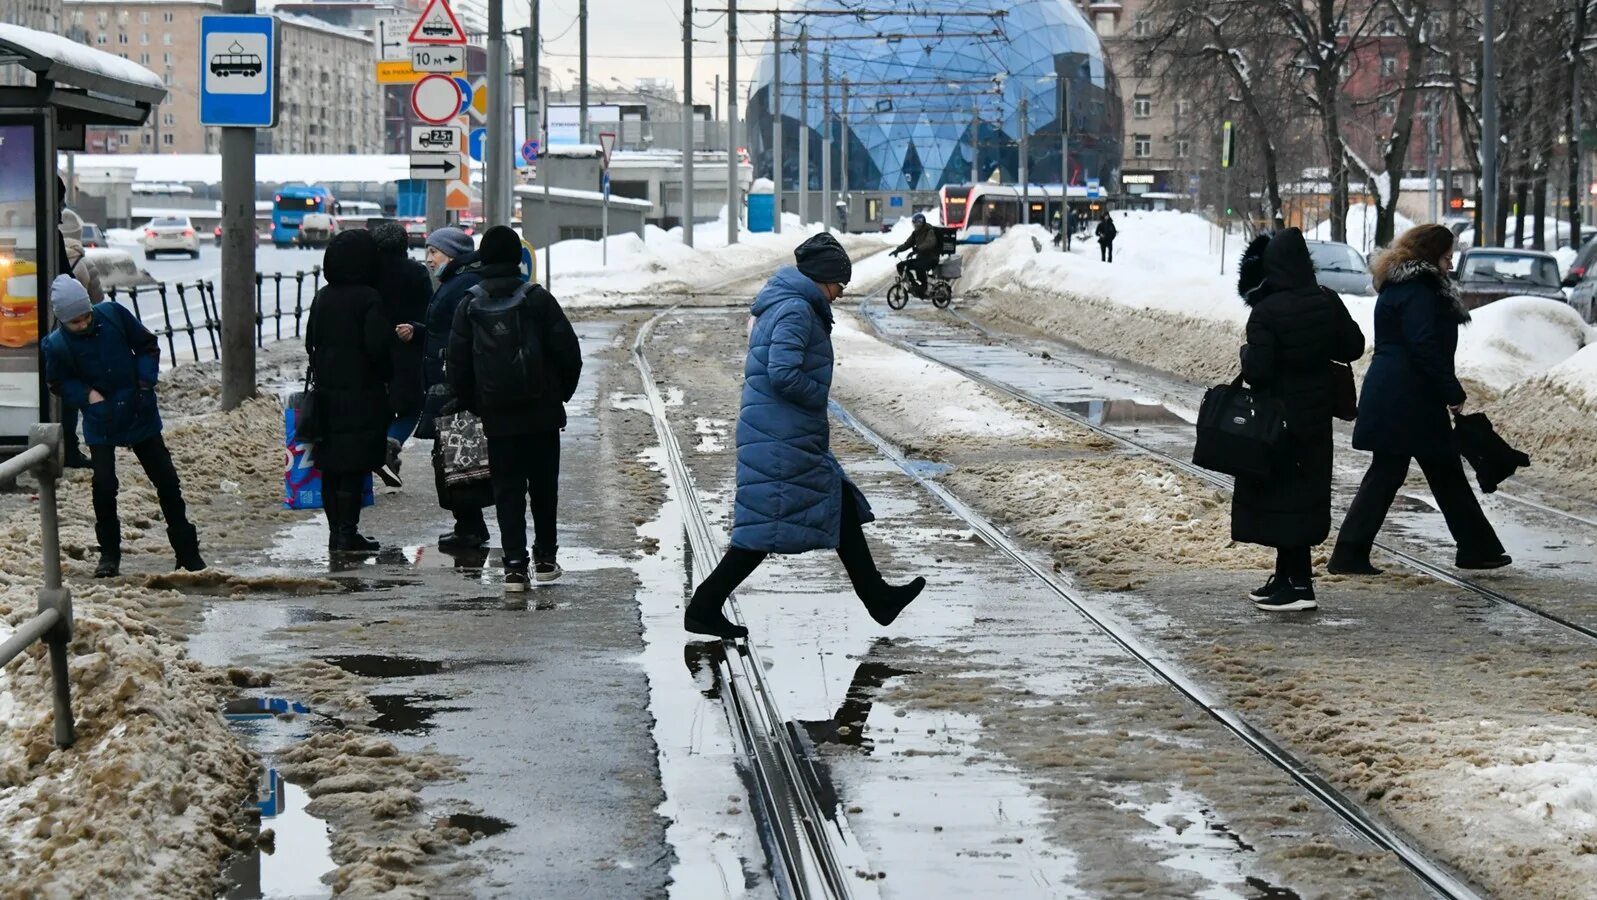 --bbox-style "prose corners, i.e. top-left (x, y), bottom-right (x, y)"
top-left (140, 216), bottom-right (200, 259)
